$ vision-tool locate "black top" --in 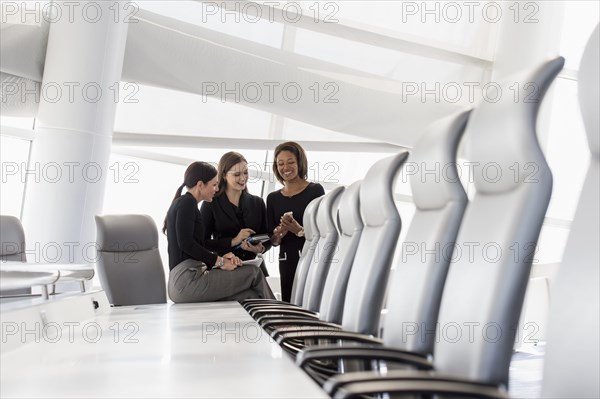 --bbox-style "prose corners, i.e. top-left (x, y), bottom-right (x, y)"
top-left (200, 191), bottom-right (271, 261)
top-left (165, 192), bottom-right (219, 271)
top-left (266, 182), bottom-right (325, 262)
